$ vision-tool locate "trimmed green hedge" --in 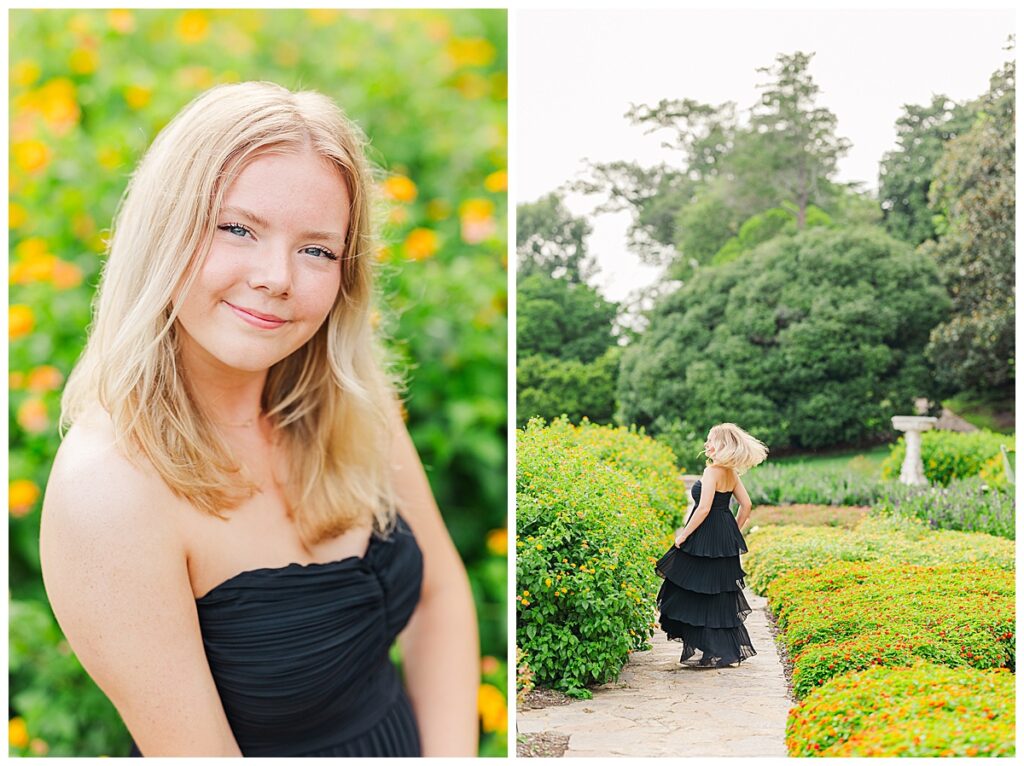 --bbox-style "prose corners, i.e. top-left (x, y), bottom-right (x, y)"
top-left (516, 418), bottom-right (670, 697)
top-left (880, 429), bottom-right (1014, 487)
top-left (767, 561), bottom-right (1014, 698)
top-left (787, 661), bottom-right (1015, 756)
top-left (743, 515), bottom-right (1014, 595)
